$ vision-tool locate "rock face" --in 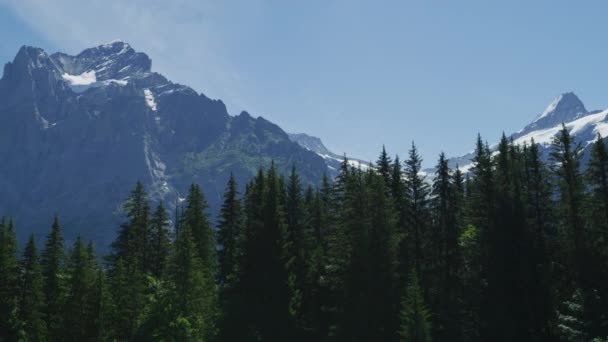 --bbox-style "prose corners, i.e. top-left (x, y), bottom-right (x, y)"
top-left (0, 41), bottom-right (328, 248)
top-left (432, 92), bottom-right (608, 174)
